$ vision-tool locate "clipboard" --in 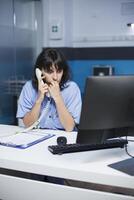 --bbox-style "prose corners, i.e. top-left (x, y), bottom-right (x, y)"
top-left (0, 130), bottom-right (55, 149)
